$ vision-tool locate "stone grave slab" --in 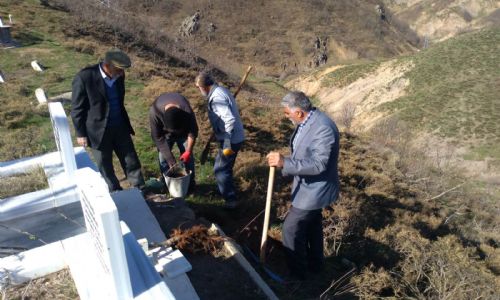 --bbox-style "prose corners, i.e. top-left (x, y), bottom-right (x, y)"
top-left (0, 201), bottom-right (85, 251)
top-left (76, 167), bottom-right (133, 299)
top-left (120, 222), bottom-right (175, 299)
top-left (111, 189), bottom-right (166, 244)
